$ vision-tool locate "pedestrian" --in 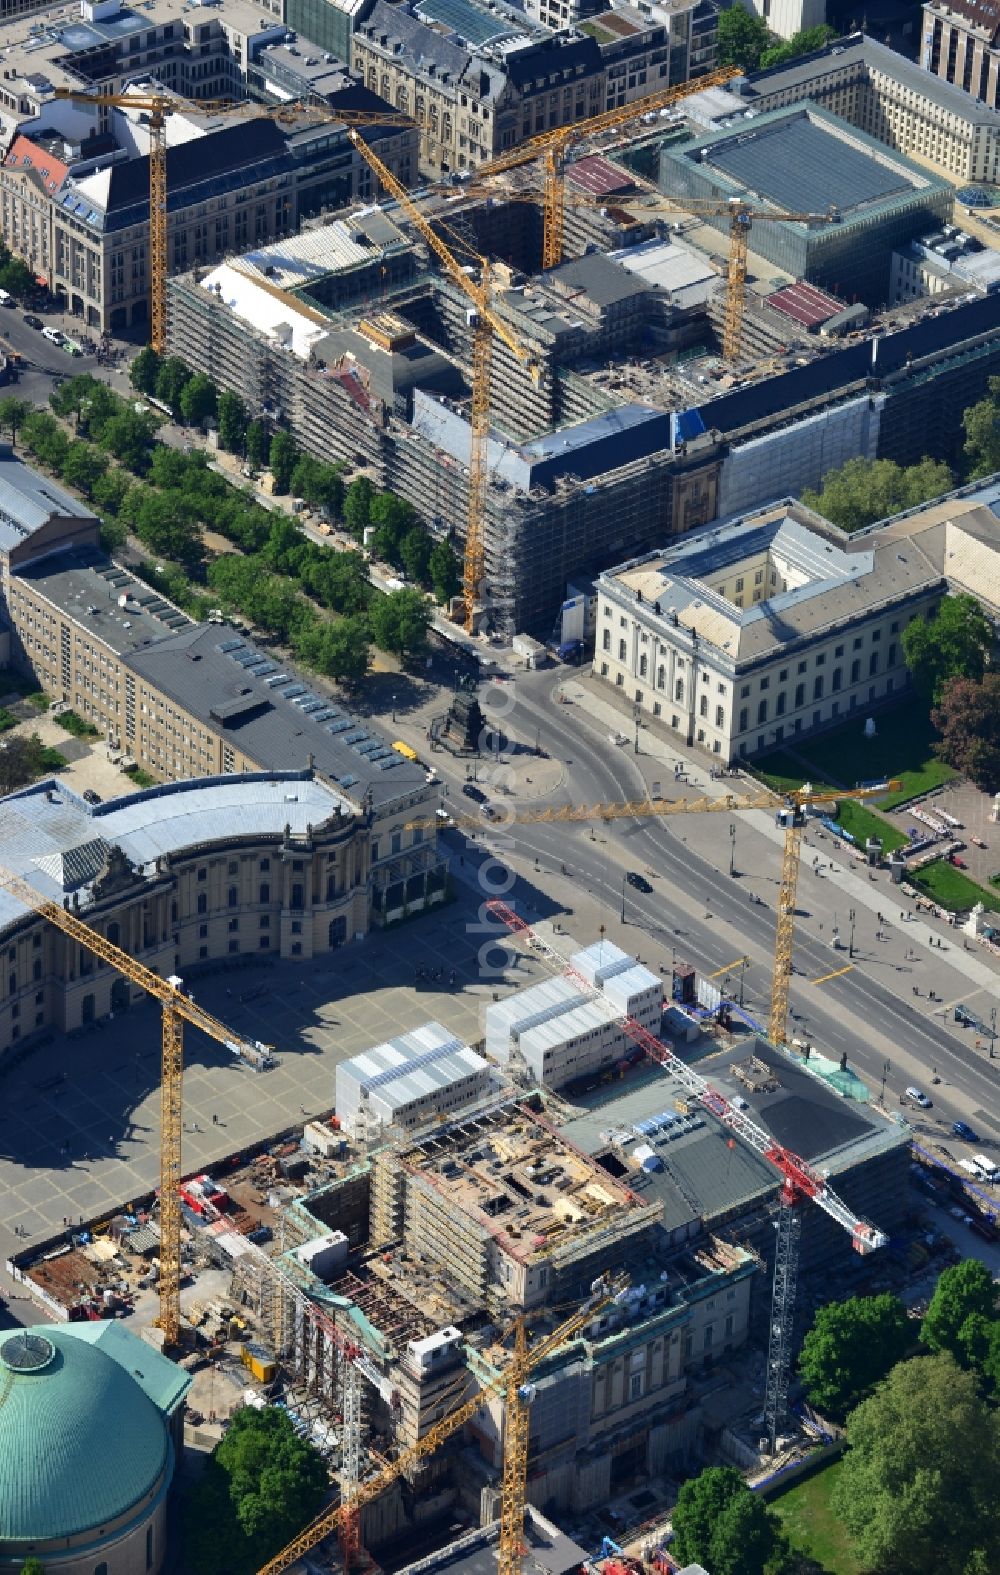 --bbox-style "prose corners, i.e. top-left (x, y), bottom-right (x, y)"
top-left (212, 1113), bottom-right (218, 1126)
